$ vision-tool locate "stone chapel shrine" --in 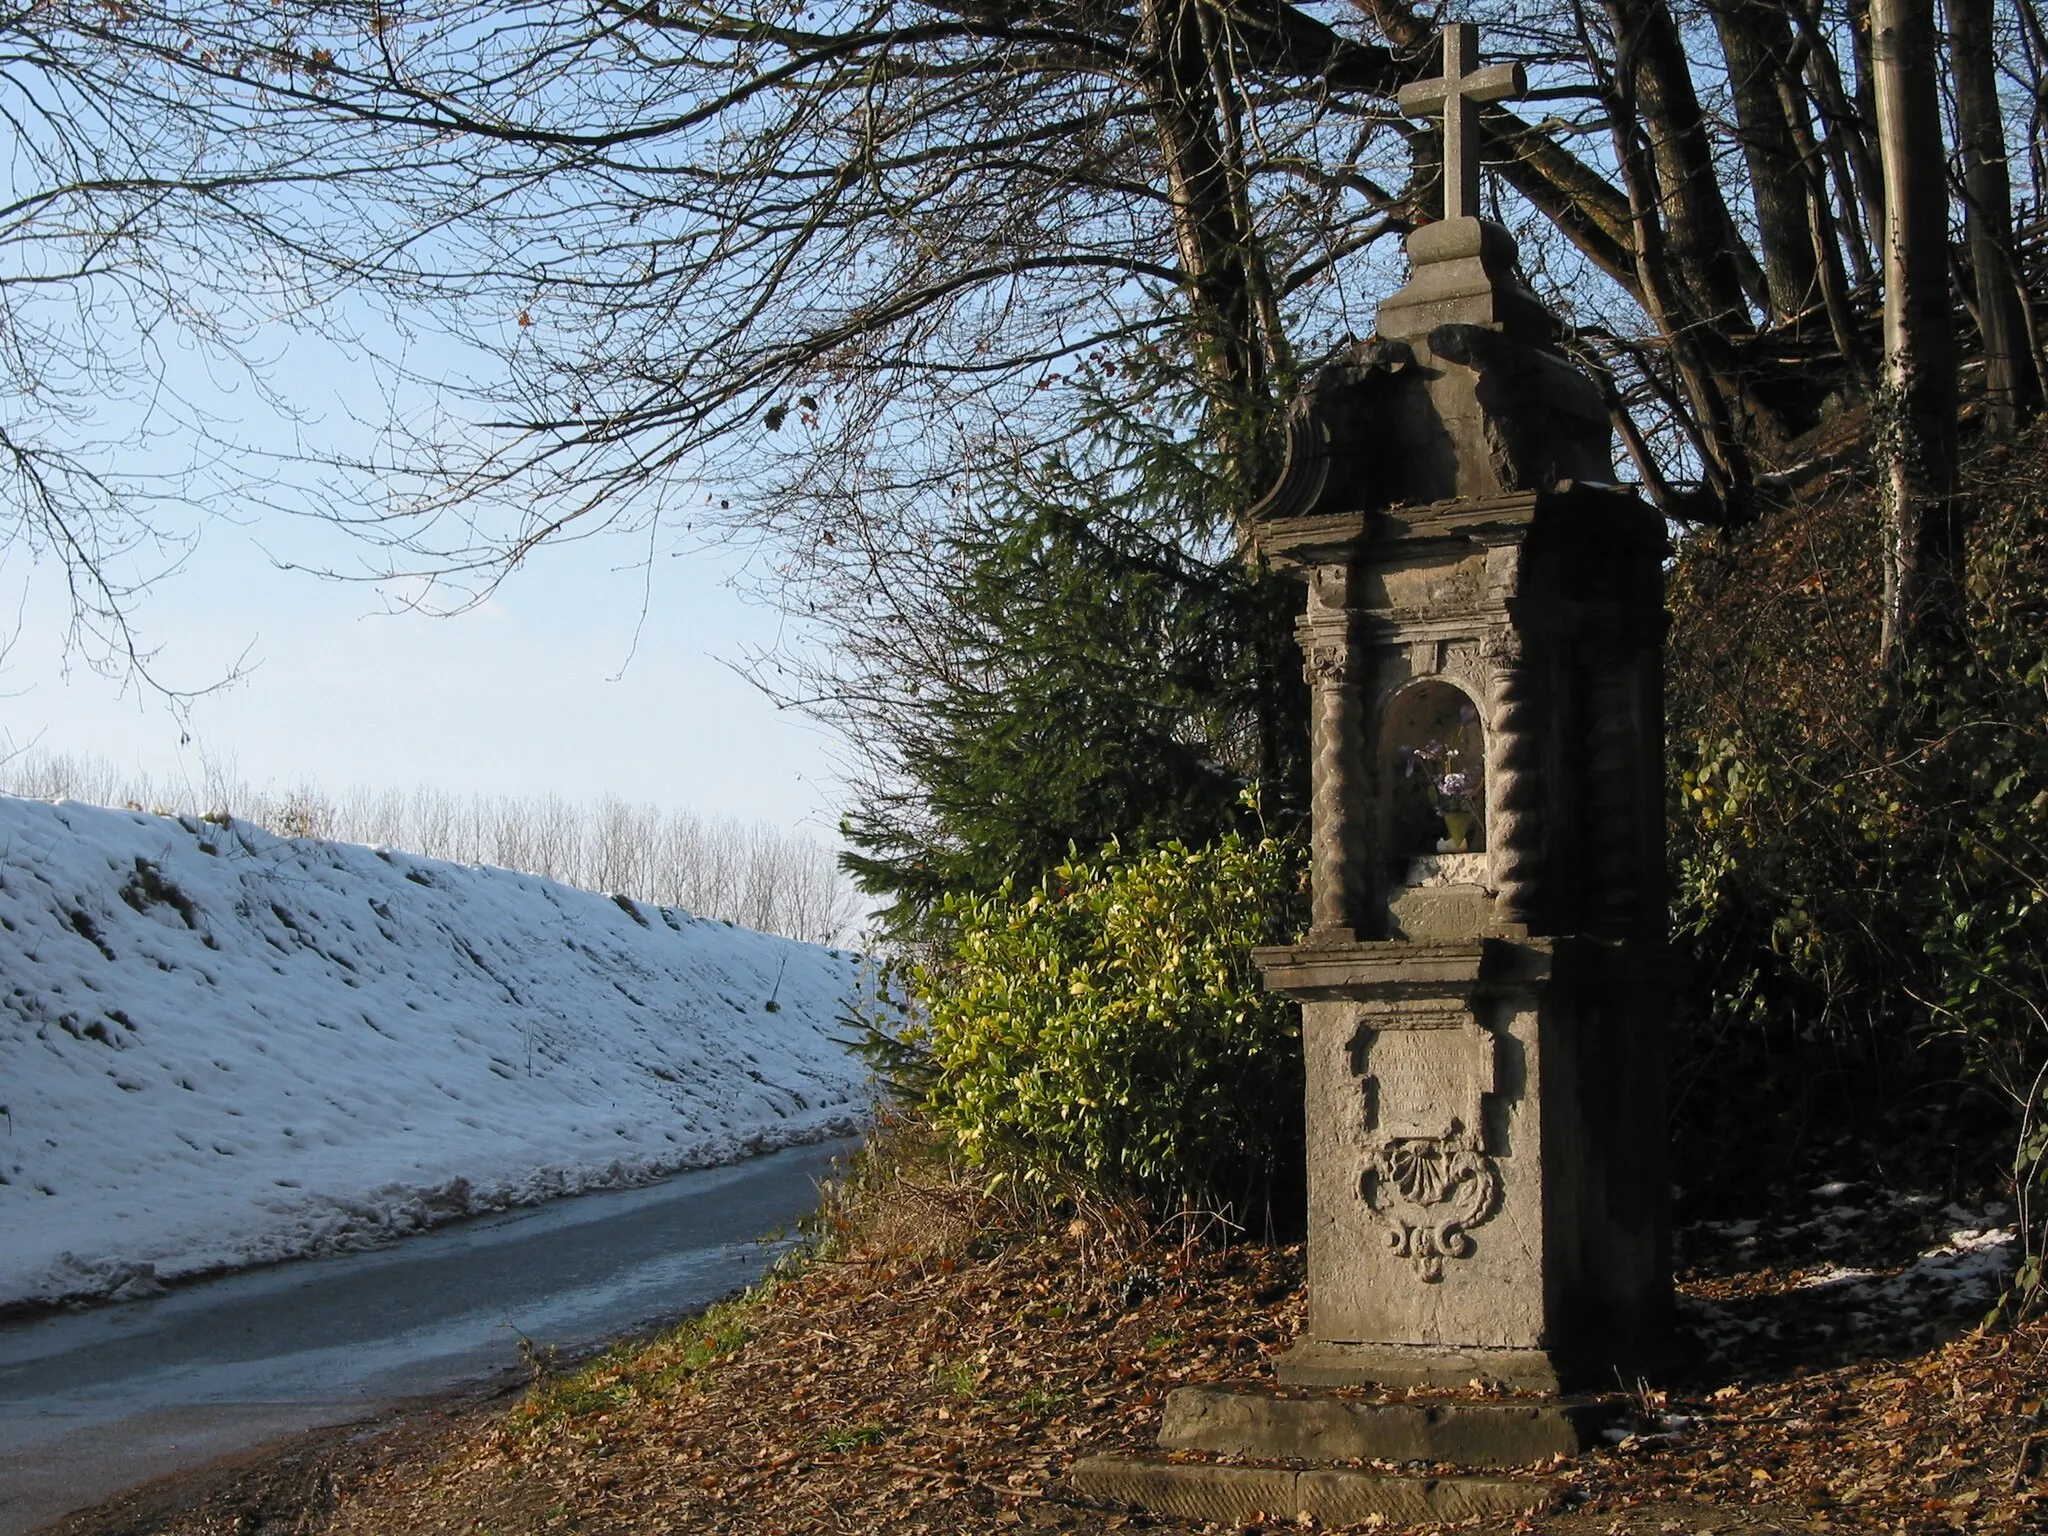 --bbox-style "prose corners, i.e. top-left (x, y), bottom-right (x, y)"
top-left (1069, 23), bottom-right (1673, 1526)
